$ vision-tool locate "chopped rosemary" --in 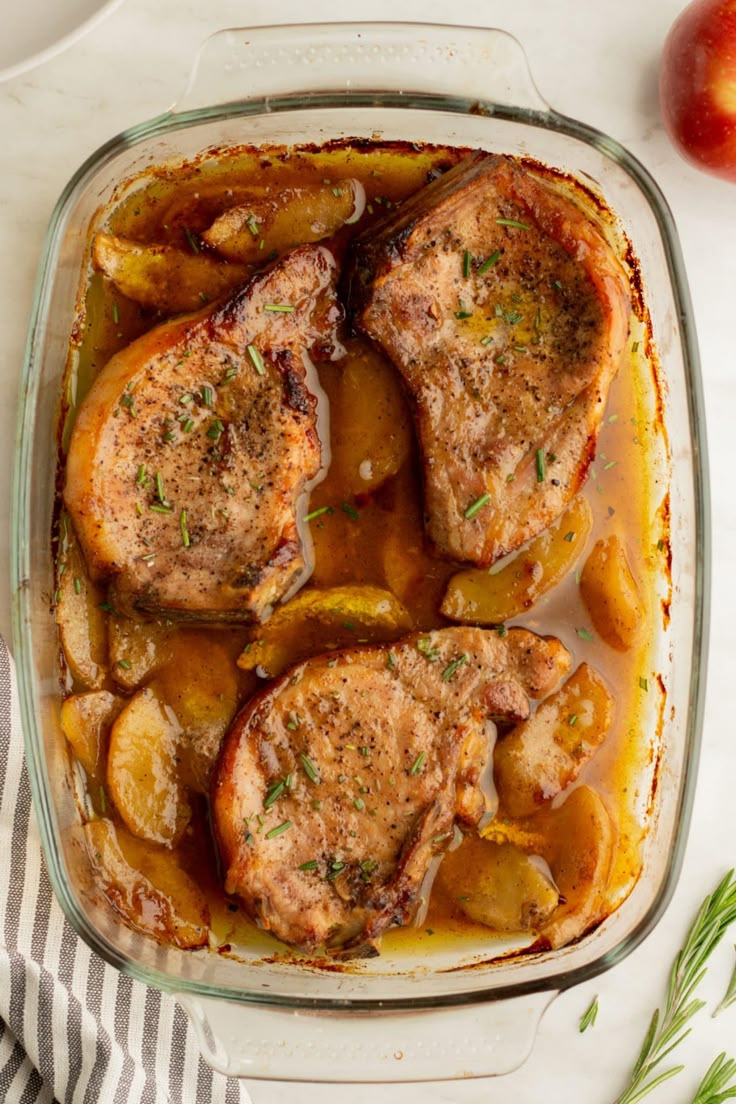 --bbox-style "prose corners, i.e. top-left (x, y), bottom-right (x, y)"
top-left (117, 659), bottom-right (132, 671)
top-left (135, 464), bottom-right (146, 486)
top-left (462, 249), bottom-right (471, 277)
top-left (464, 493), bottom-right (491, 520)
top-left (568, 714), bottom-right (578, 726)
top-left (264, 303), bottom-right (295, 313)
top-left (73, 577), bottom-right (82, 595)
top-left (409, 751), bottom-right (427, 775)
top-left (247, 344), bottom-right (265, 375)
top-left (112, 300), bottom-right (120, 324)
top-left (354, 797), bottom-right (365, 811)
top-left (579, 995), bottom-right (599, 1033)
top-left (180, 509), bottom-right (190, 548)
top-left (184, 227), bottom-right (200, 254)
top-left (564, 531), bottom-right (576, 542)
top-left (341, 502), bottom-right (360, 521)
top-left (577, 627), bottom-right (594, 641)
top-left (417, 637), bottom-right (440, 662)
top-left (613, 870), bottom-right (736, 1104)
top-left (298, 860), bottom-right (319, 871)
top-left (265, 820), bottom-right (293, 839)
top-left (286, 711), bottom-right (302, 732)
top-left (149, 504), bottom-right (173, 515)
top-left (536, 449), bottom-right (546, 482)
top-left (263, 780), bottom-right (286, 809)
top-left (304, 505), bottom-right (333, 522)
top-left (441, 654), bottom-right (468, 682)
top-left (299, 753), bottom-right (320, 784)
top-left (478, 250), bottom-right (501, 274)
top-left (386, 651), bottom-right (397, 670)
top-left (496, 217), bottom-right (531, 230)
